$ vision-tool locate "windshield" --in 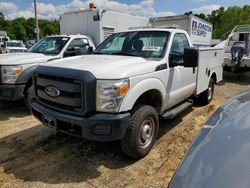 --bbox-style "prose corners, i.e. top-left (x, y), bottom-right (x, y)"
top-left (28, 37), bottom-right (70, 55)
top-left (6, 42), bottom-right (22, 47)
top-left (94, 31), bottom-right (170, 58)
